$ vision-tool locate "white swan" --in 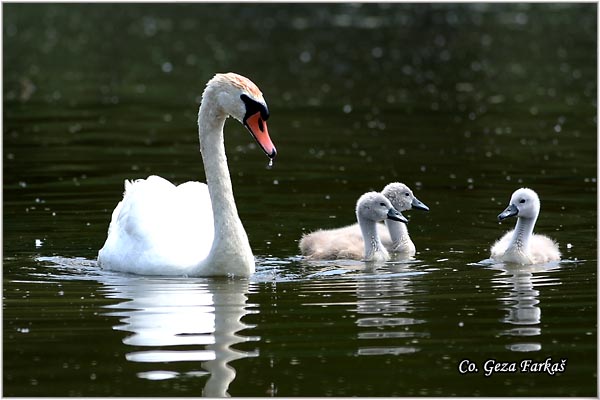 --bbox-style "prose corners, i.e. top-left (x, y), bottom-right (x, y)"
top-left (490, 188), bottom-right (560, 265)
top-left (299, 191), bottom-right (408, 261)
top-left (97, 73), bottom-right (276, 277)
